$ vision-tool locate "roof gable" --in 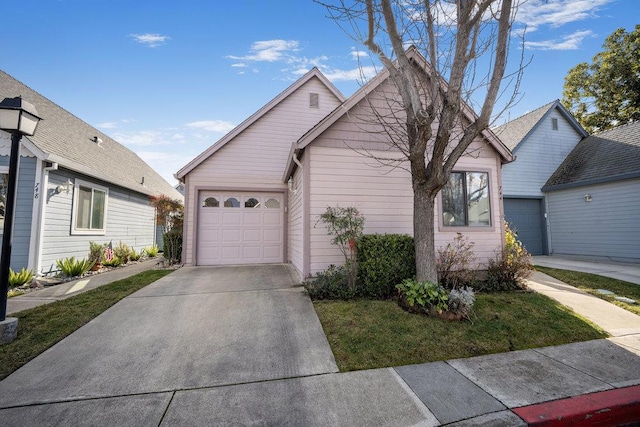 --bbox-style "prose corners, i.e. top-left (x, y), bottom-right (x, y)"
top-left (176, 68), bottom-right (345, 179)
top-left (543, 121), bottom-right (640, 191)
top-left (0, 70), bottom-right (182, 200)
top-left (284, 47), bottom-right (513, 180)
top-left (493, 100), bottom-right (587, 152)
